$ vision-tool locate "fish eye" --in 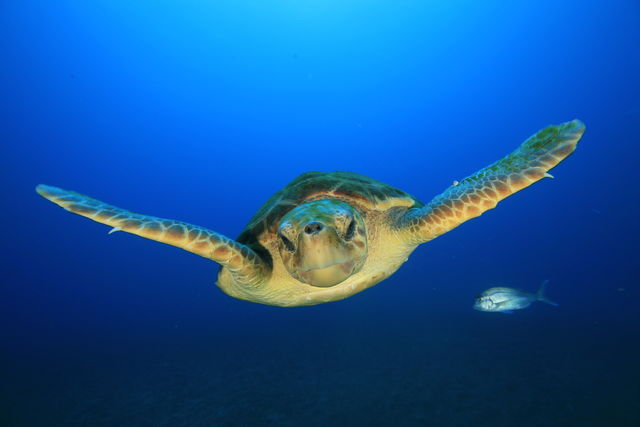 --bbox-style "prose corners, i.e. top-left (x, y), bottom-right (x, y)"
top-left (279, 234), bottom-right (295, 252)
top-left (345, 219), bottom-right (356, 240)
